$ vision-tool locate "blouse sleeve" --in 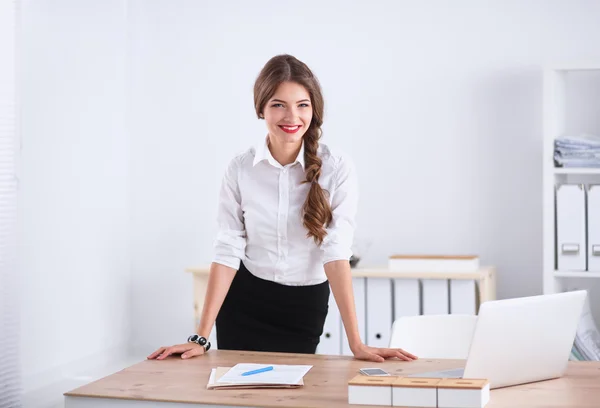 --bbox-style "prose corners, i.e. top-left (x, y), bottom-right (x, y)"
top-left (321, 155), bottom-right (358, 265)
top-left (212, 157), bottom-right (247, 270)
